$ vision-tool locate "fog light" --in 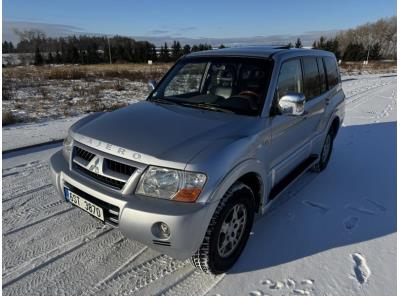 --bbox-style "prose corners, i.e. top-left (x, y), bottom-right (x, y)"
top-left (159, 222), bottom-right (170, 238)
top-left (152, 222), bottom-right (171, 239)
